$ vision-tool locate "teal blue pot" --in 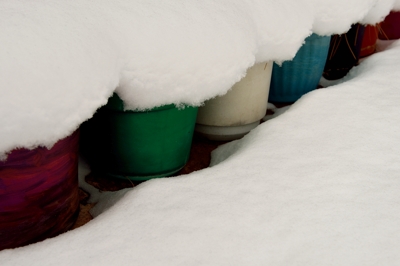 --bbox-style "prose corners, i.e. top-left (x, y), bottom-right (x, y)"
top-left (268, 33), bottom-right (331, 103)
top-left (80, 94), bottom-right (198, 181)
